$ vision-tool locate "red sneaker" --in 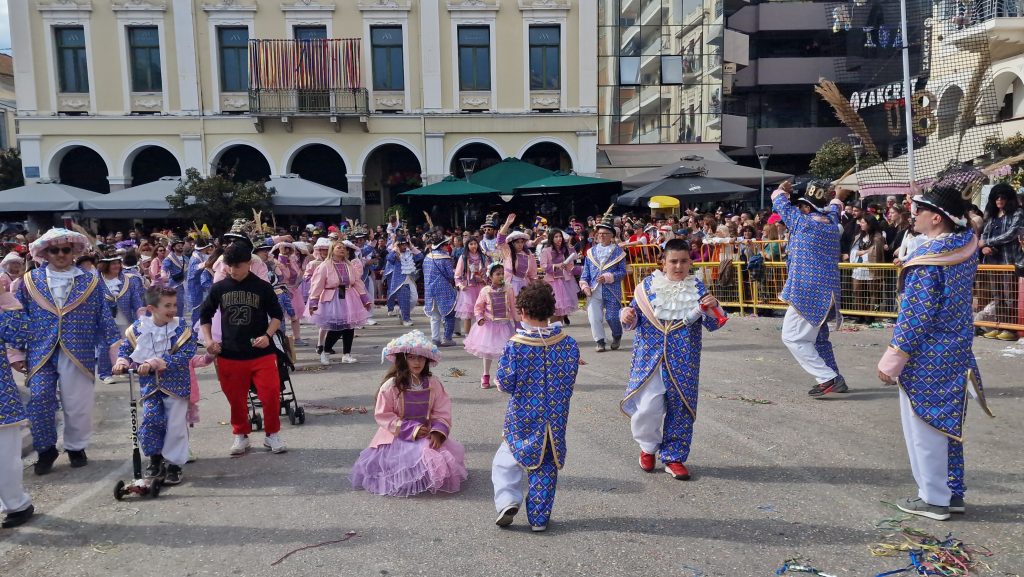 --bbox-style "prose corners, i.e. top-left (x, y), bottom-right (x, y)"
top-left (638, 451), bottom-right (656, 472)
top-left (664, 462), bottom-right (690, 480)
top-left (481, 375), bottom-right (491, 389)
